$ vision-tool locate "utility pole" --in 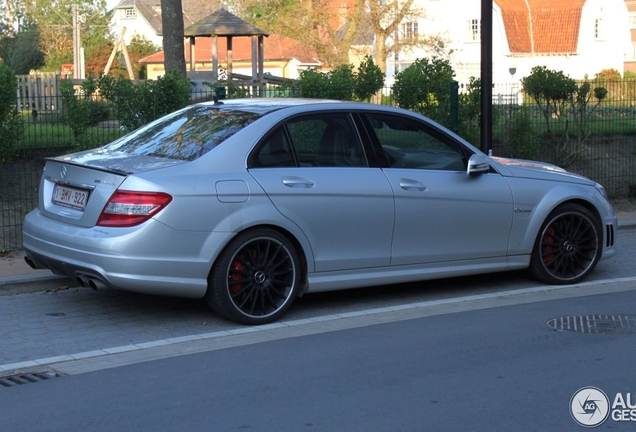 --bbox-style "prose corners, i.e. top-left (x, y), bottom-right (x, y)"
top-left (480, 0), bottom-right (493, 155)
top-left (72, 4), bottom-right (84, 79)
